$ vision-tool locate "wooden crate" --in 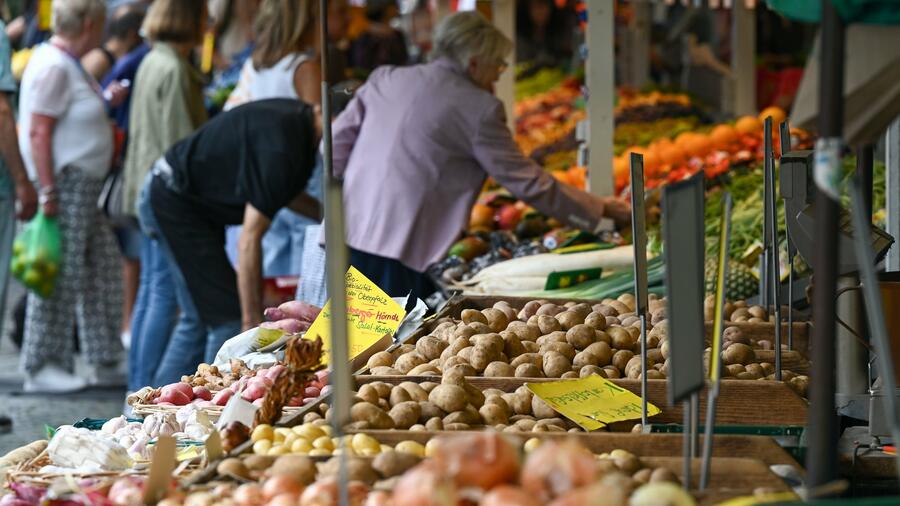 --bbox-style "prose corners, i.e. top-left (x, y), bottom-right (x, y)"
top-left (283, 375), bottom-right (807, 428)
top-left (645, 457), bottom-right (793, 505)
top-left (390, 295), bottom-right (811, 374)
top-left (356, 430), bottom-right (799, 467)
